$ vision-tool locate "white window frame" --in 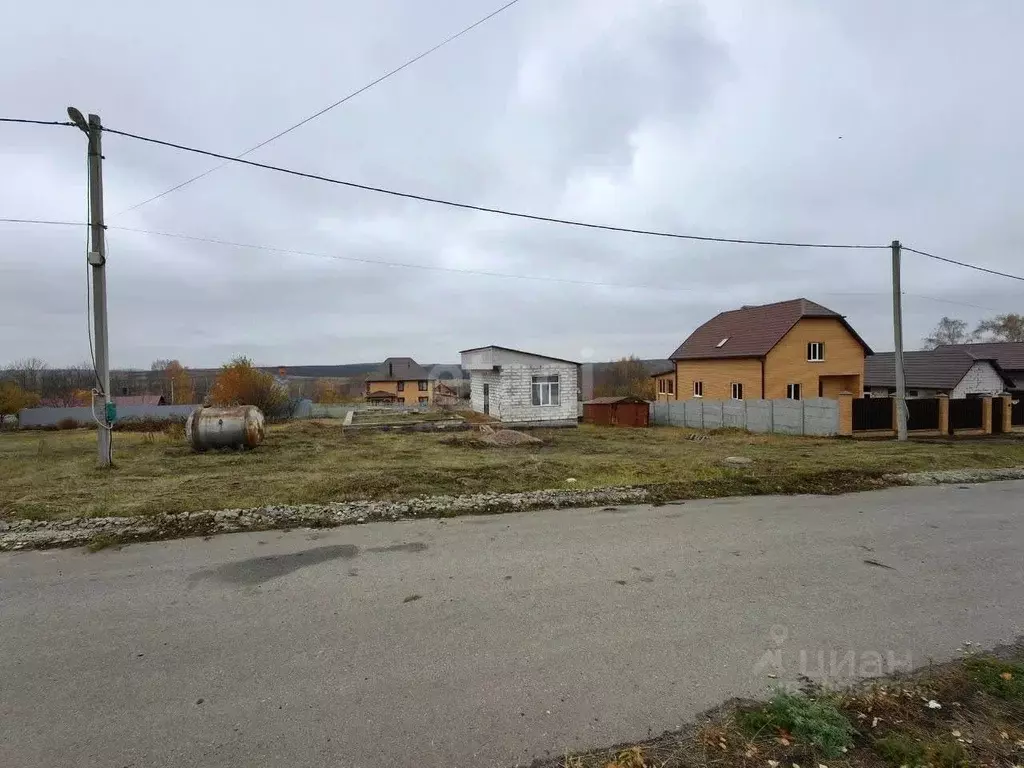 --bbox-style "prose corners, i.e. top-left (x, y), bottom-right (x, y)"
top-left (731, 382), bottom-right (743, 400)
top-left (531, 374), bottom-right (560, 406)
top-left (658, 379), bottom-right (665, 394)
top-left (807, 342), bottom-right (825, 362)
top-left (693, 381), bottom-right (703, 398)
top-left (666, 378), bottom-right (674, 395)
top-left (787, 383), bottom-right (801, 400)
